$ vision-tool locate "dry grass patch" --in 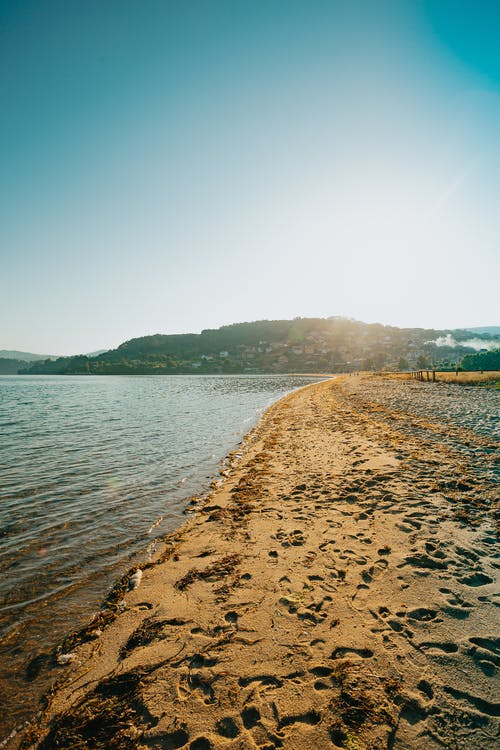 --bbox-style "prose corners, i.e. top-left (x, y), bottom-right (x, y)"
top-left (385, 371), bottom-right (500, 386)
